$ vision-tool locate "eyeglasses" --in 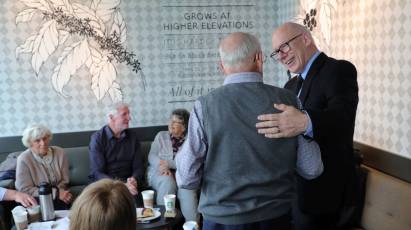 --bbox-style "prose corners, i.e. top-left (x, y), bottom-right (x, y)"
top-left (270, 33), bottom-right (303, 61)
